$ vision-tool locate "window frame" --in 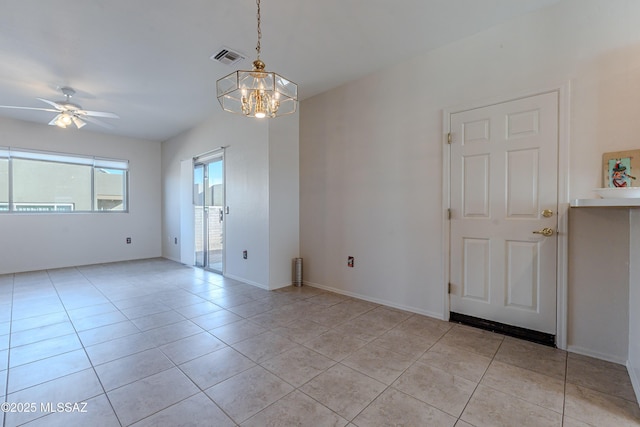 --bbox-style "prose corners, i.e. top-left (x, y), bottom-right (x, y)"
top-left (0, 147), bottom-right (129, 214)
